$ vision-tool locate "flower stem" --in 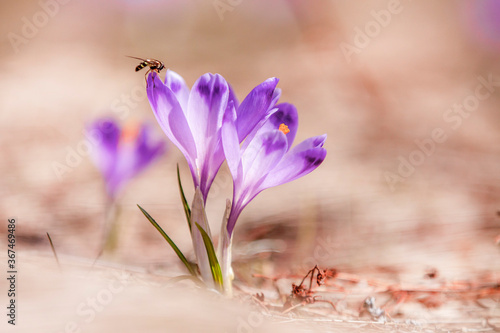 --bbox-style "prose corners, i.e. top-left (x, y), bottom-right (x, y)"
top-left (218, 199), bottom-right (234, 296)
